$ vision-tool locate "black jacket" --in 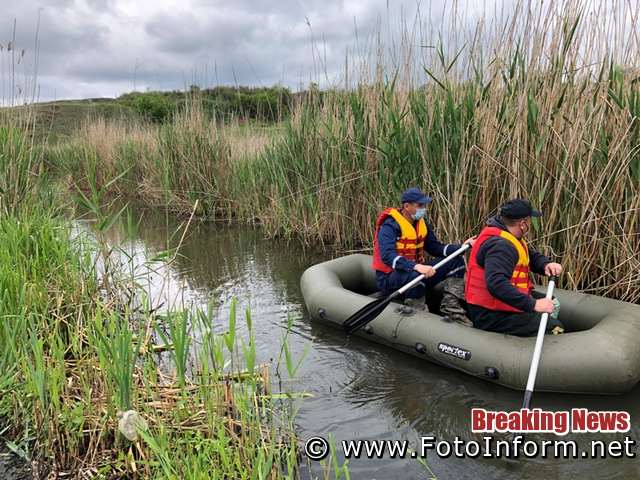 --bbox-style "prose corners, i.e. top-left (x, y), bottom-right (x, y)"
top-left (474, 216), bottom-right (550, 312)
